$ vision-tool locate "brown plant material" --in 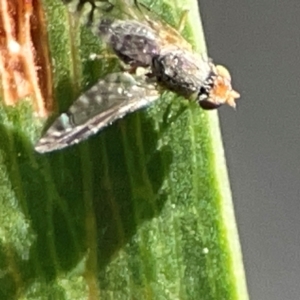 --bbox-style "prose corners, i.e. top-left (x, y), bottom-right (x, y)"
top-left (0, 0), bottom-right (53, 116)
